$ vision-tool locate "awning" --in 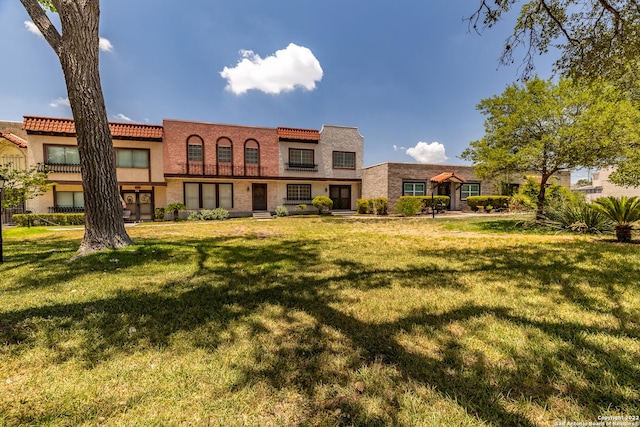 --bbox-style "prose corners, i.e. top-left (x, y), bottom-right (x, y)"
top-left (430, 172), bottom-right (467, 184)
